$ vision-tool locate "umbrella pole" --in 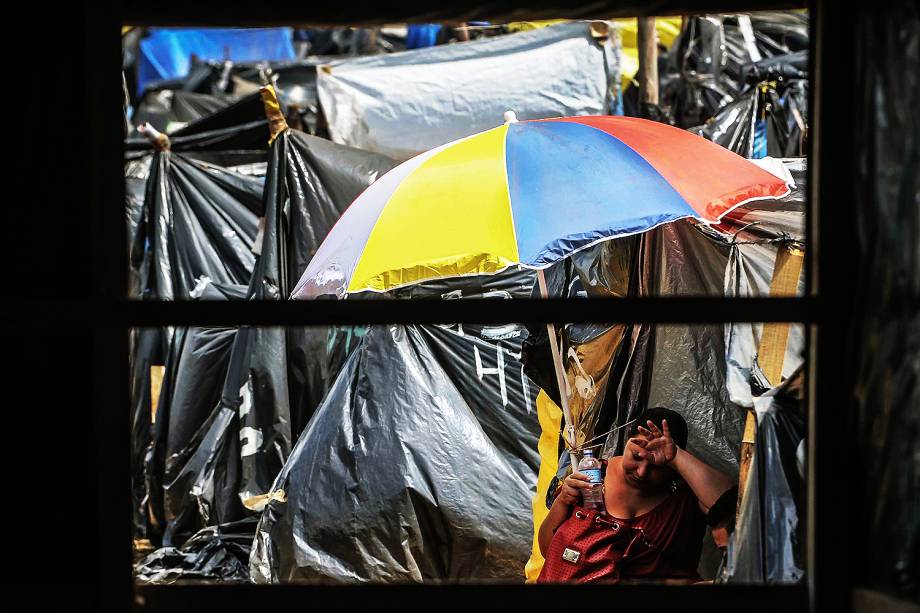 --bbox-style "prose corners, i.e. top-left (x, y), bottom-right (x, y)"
top-left (536, 269), bottom-right (579, 470)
